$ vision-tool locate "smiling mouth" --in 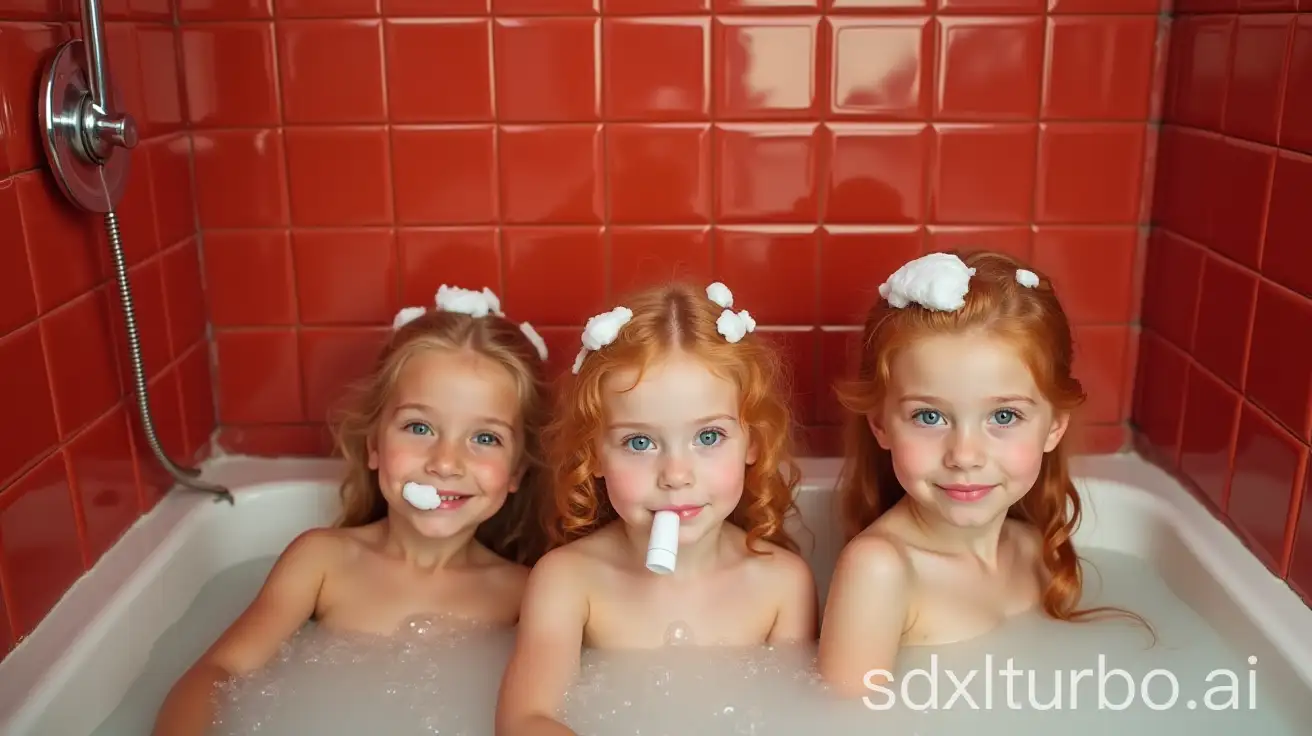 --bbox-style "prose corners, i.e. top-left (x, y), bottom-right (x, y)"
top-left (937, 484), bottom-right (995, 502)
